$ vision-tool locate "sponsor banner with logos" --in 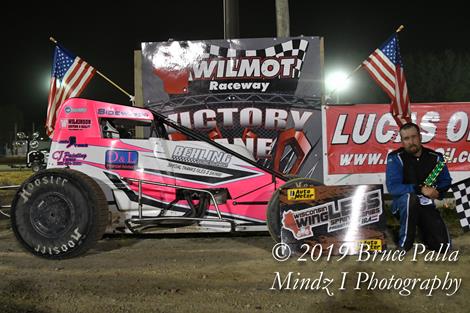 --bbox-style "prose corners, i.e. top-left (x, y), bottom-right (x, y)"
top-left (280, 183), bottom-right (386, 255)
top-left (141, 37), bottom-right (324, 180)
top-left (323, 103), bottom-right (470, 185)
